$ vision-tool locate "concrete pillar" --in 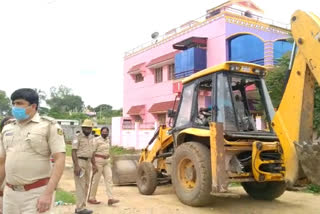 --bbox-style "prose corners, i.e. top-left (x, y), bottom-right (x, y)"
top-left (135, 122), bottom-right (139, 149)
top-left (264, 41), bottom-right (274, 68)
